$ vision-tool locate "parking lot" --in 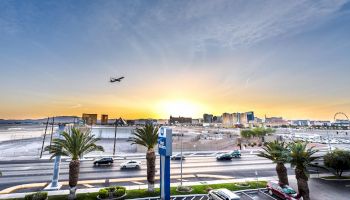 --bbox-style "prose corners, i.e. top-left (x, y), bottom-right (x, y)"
top-left (132, 189), bottom-right (277, 200)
